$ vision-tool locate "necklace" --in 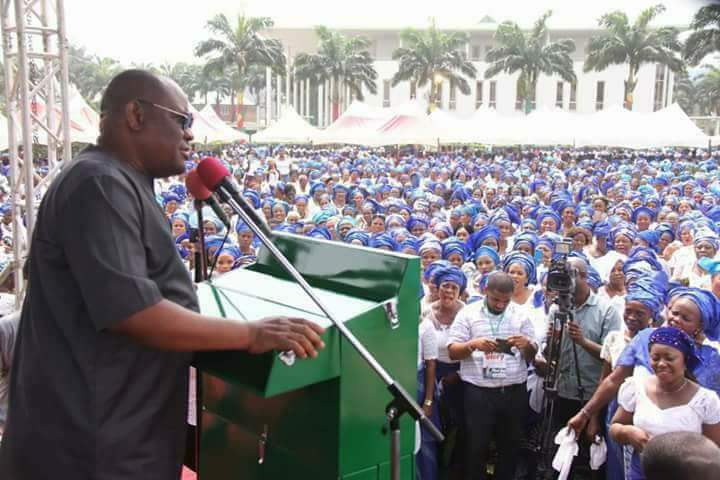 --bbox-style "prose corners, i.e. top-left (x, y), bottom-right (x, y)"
top-left (658, 378), bottom-right (688, 395)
